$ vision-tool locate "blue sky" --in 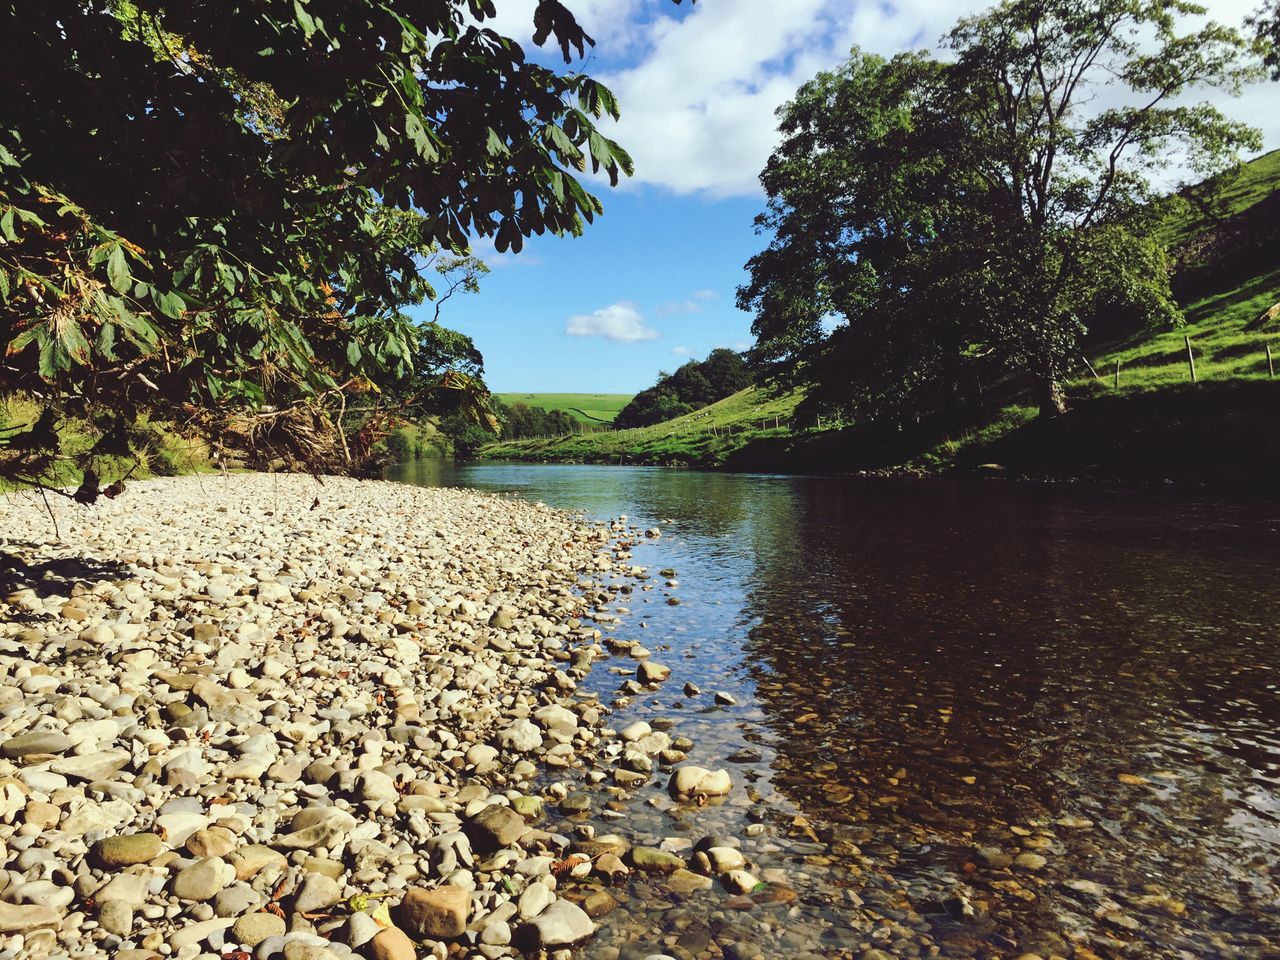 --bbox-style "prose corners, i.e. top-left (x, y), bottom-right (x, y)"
top-left (412, 0), bottom-right (1279, 394)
